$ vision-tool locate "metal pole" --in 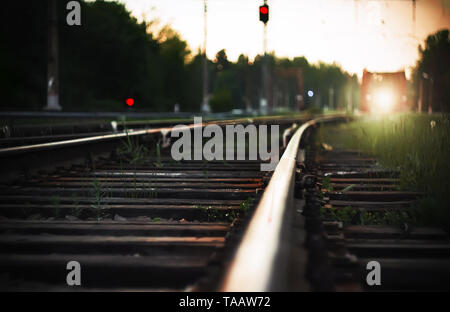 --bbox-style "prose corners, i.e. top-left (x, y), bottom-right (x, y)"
top-left (412, 0), bottom-right (416, 36)
top-left (45, 0), bottom-right (61, 111)
top-left (329, 87), bottom-right (334, 111)
top-left (418, 78), bottom-right (423, 112)
top-left (263, 19), bottom-right (267, 55)
top-left (260, 0), bottom-right (269, 114)
top-left (428, 79), bottom-right (433, 114)
top-left (201, 0), bottom-right (210, 113)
